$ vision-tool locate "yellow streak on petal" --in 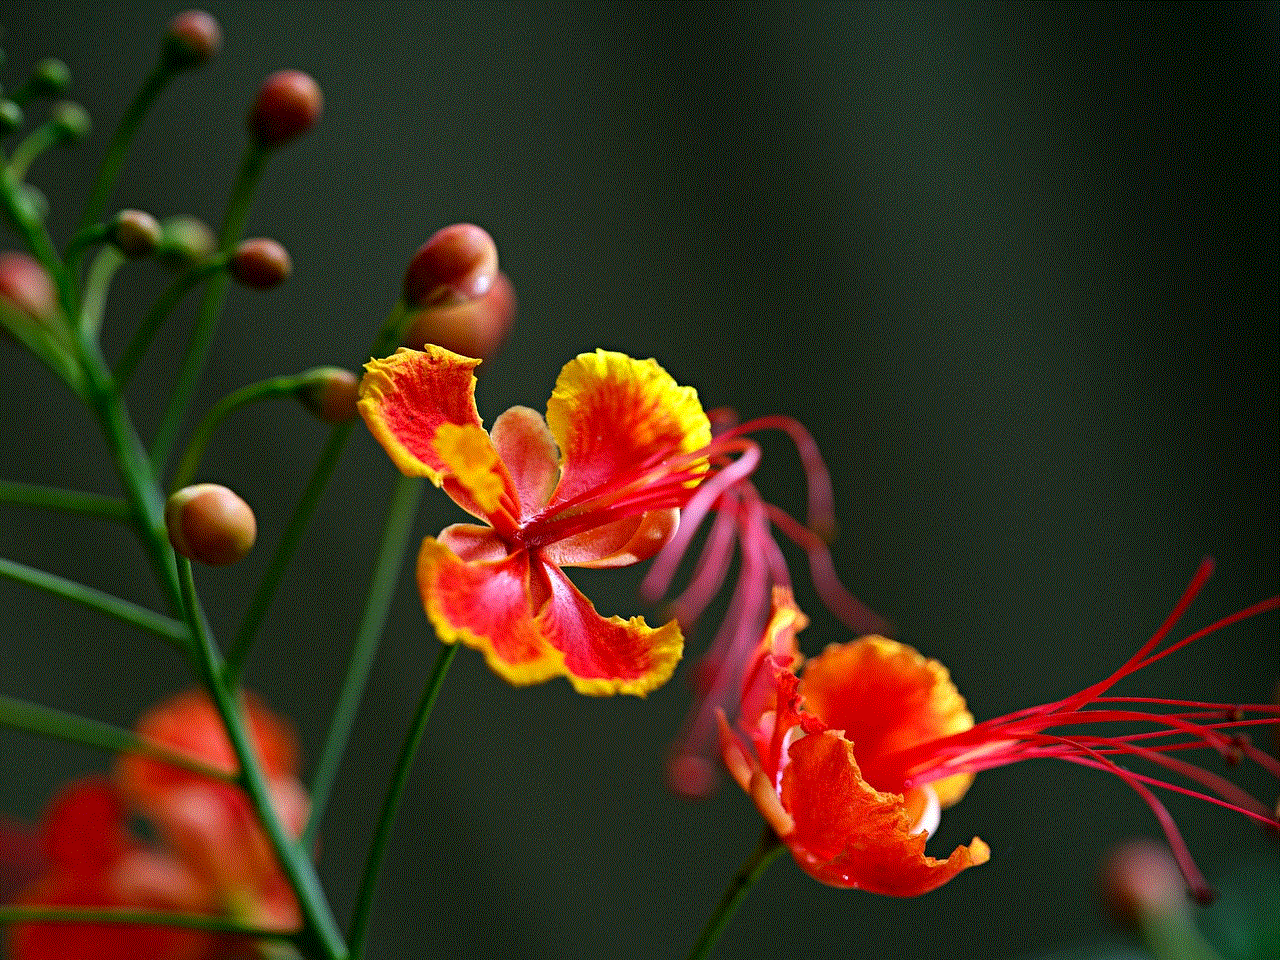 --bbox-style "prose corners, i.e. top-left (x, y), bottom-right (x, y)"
top-left (432, 422), bottom-right (507, 515)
